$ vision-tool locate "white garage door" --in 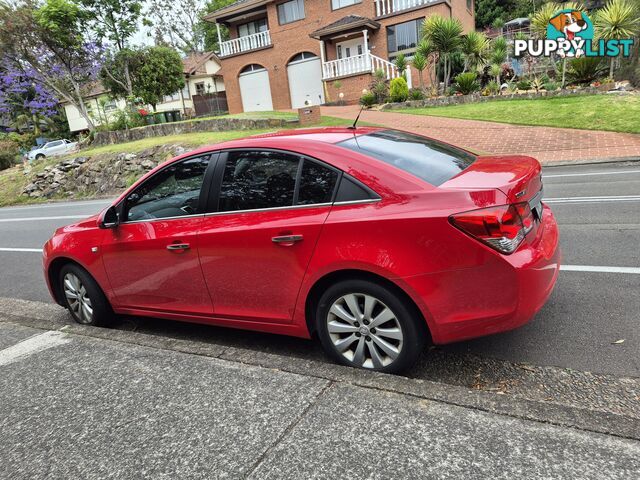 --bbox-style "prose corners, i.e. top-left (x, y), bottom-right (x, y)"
top-left (287, 53), bottom-right (324, 109)
top-left (239, 65), bottom-right (273, 112)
